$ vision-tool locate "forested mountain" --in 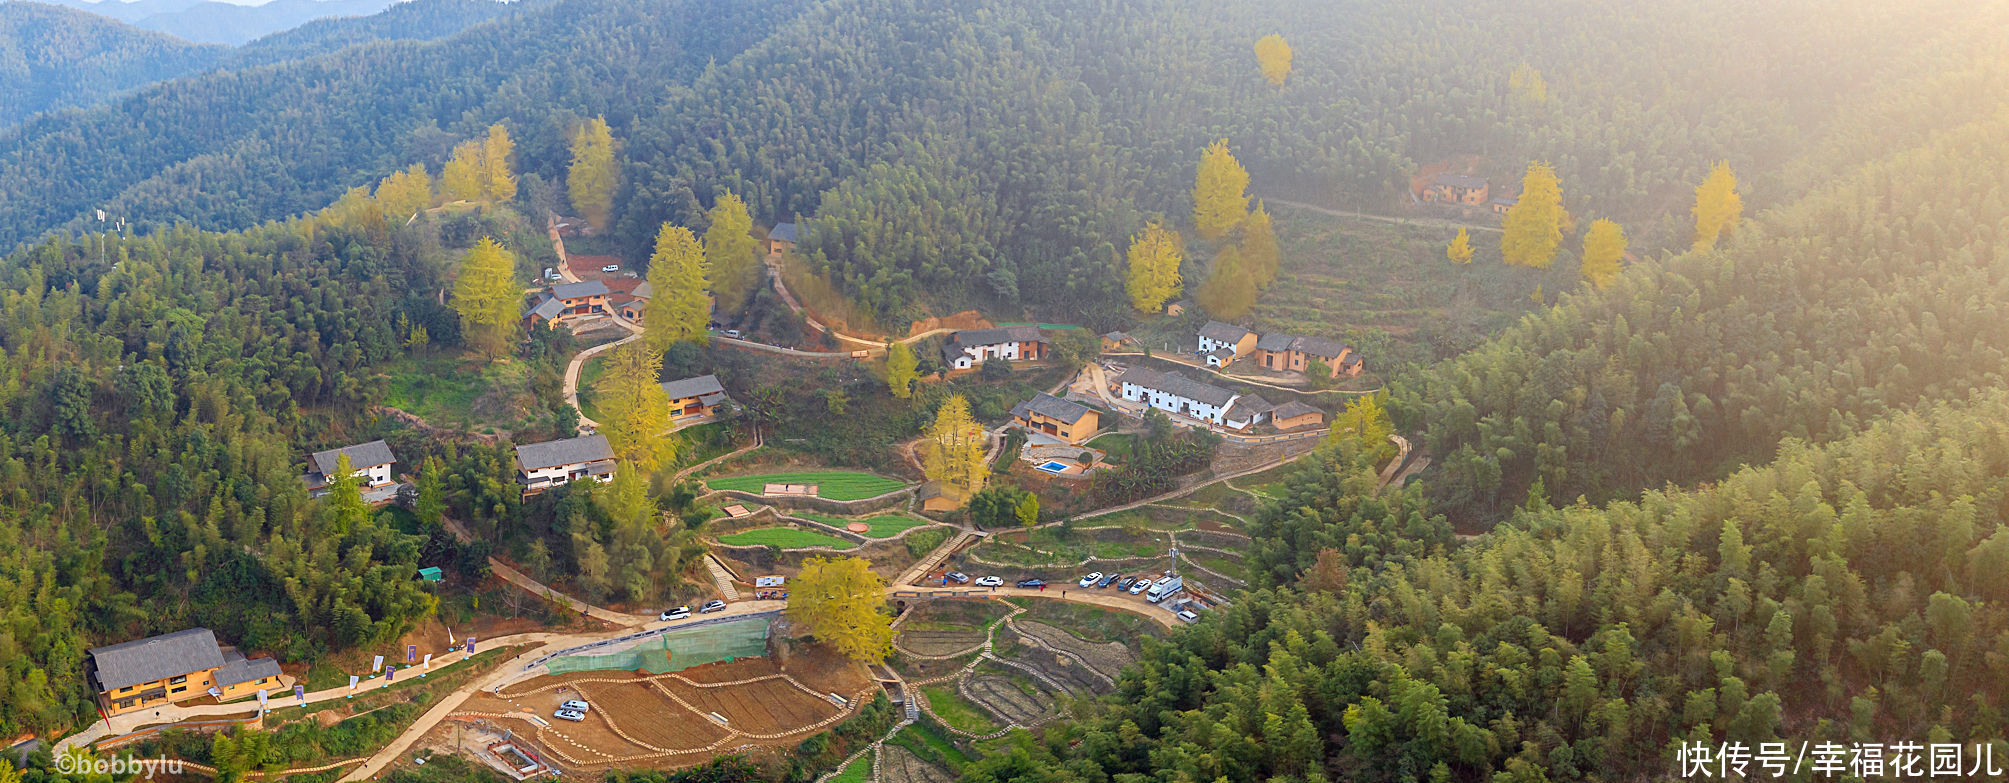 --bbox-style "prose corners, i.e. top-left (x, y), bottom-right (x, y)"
top-left (1394, 105), bottom-right (2009, 527)
top-left (611, 0), bottom-right (2009, 326)
top-left (0, 1), bottom-right (222, 126)
top-left (39, 0), bottom-right (397, 45)
top-left (976, 389), bottom-right (2009, 782)
top-left (0, 217), bottom-right (448, 737)
top-left (226, 0), bottom-right (536, 69)
top-left (0, 0), bottom-right (809, 250)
